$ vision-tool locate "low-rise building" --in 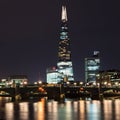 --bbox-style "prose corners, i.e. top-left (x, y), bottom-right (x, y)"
top-left (96, 69), bottom-right (120, 86)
